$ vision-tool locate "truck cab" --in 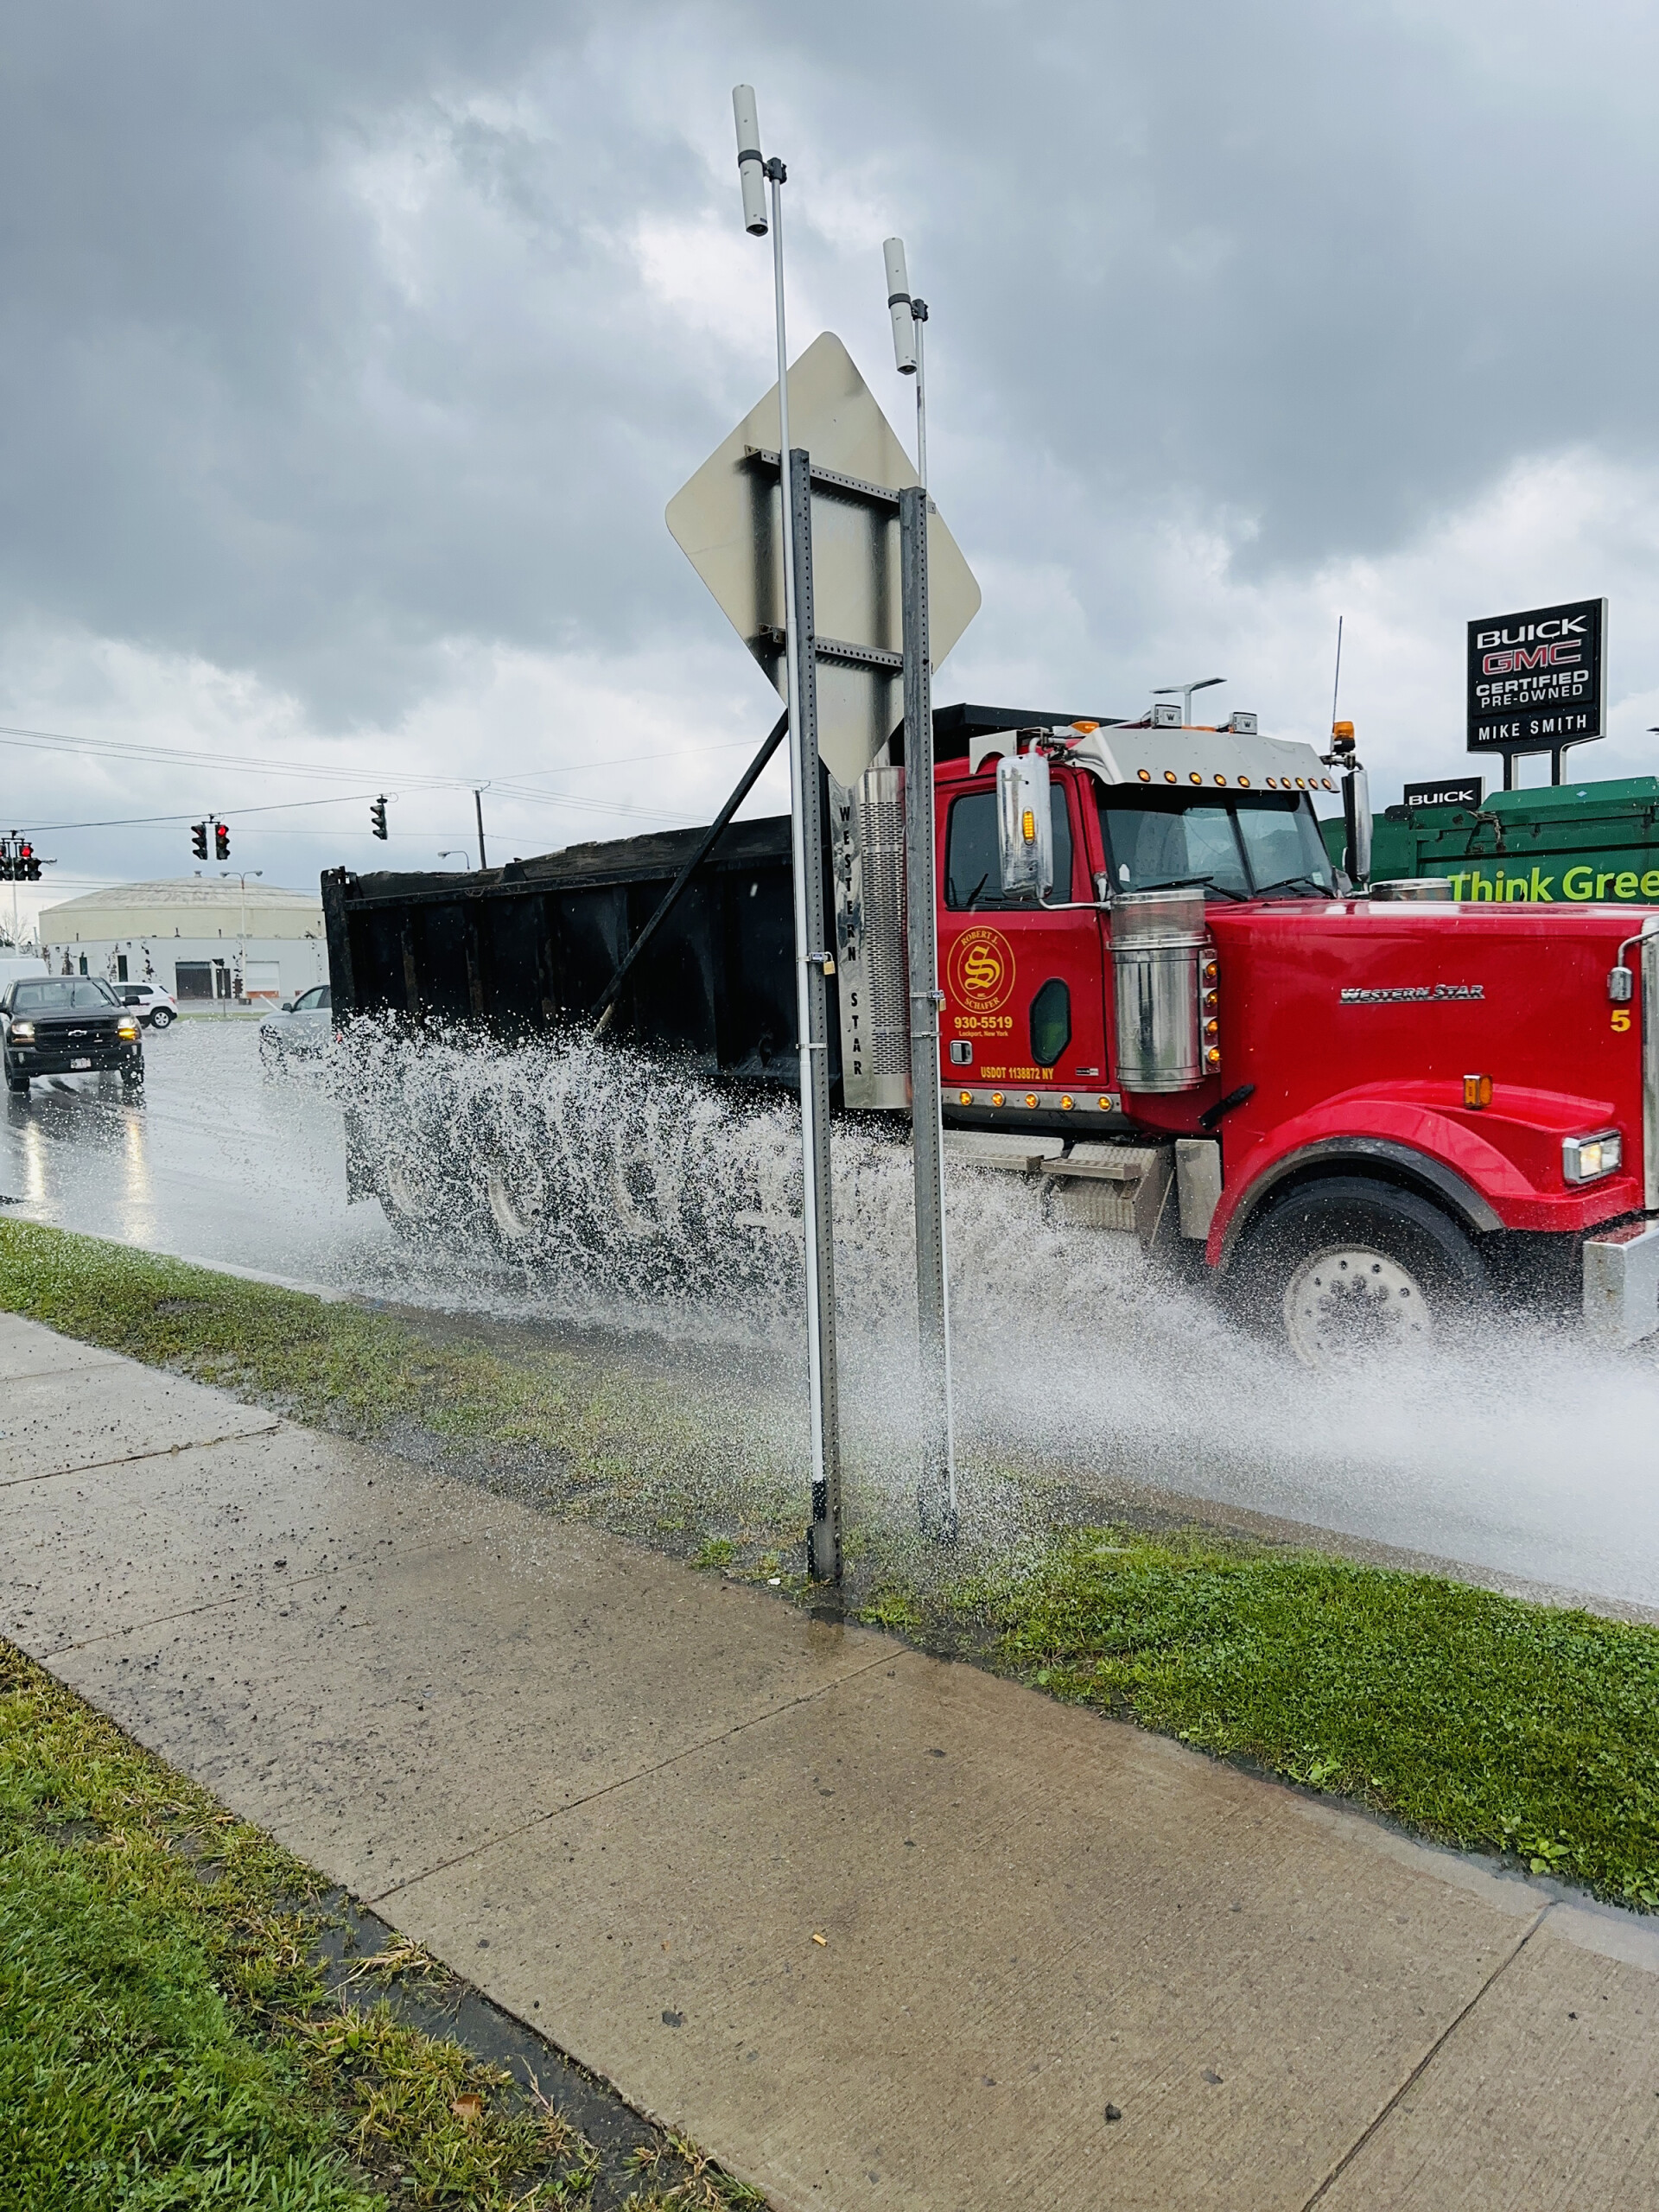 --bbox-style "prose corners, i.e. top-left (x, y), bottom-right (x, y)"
top-left (869, 712), bottom-right (1659, 1365)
